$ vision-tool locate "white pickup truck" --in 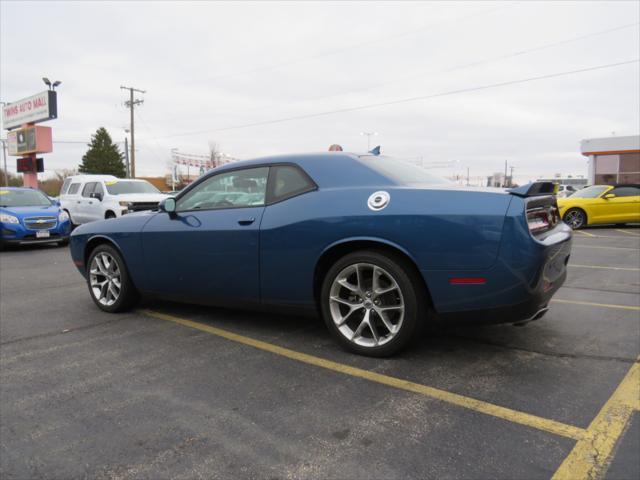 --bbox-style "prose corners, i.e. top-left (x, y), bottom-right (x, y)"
top-left (59, 175), bottom-right (168, 225)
